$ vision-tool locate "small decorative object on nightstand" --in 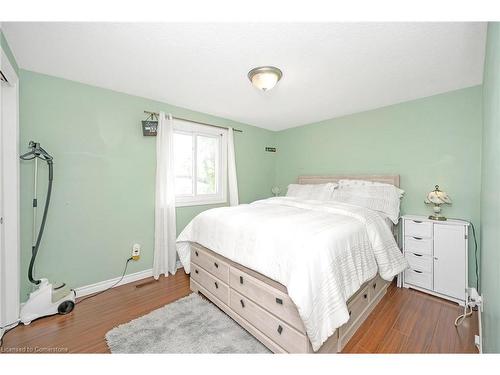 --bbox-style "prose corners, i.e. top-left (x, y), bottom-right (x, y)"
top-left (271, 186), bottom-right (281, 197)
top-left (402, 215), bottom-right (469, 306)
top-left (424, 185), bottom-right (451, 221)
